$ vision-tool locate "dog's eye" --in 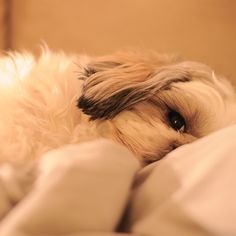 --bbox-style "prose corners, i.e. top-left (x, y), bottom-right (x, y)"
top-left (168, 110), bottom-right (186, 132)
